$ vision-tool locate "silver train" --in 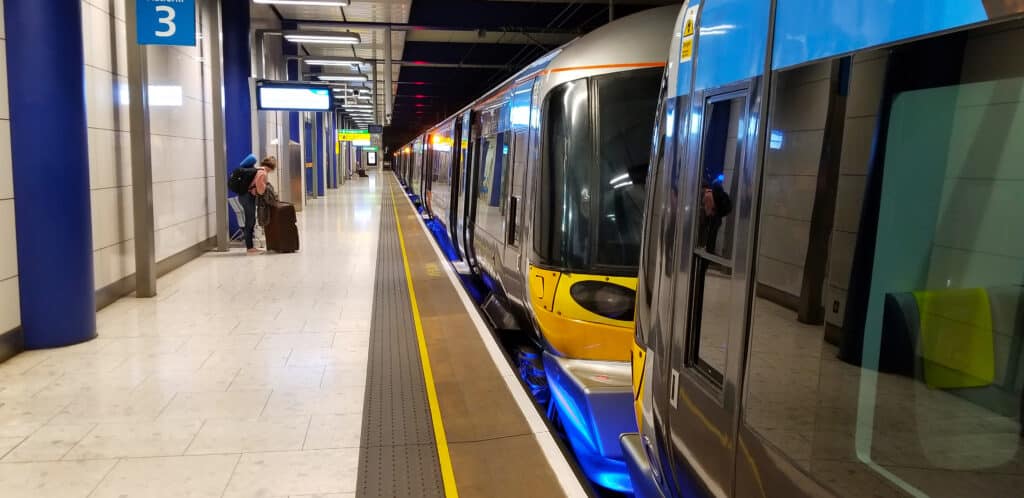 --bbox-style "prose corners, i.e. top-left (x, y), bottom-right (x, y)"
top-left (626, 1), bottom-right (1024, 498)
top-left (395, 5), bottom-right (679, 493)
